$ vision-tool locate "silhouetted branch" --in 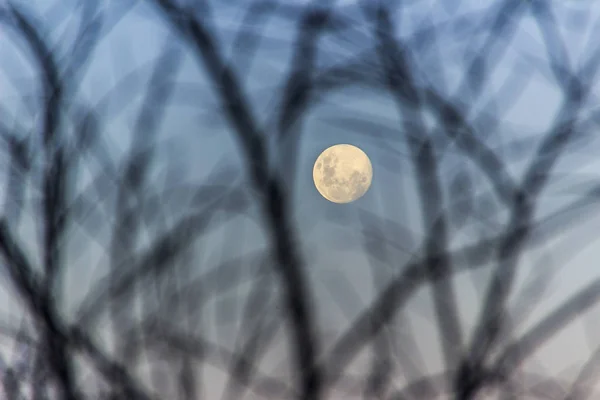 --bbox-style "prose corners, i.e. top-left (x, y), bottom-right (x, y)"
top-left (368, 2), bottom-right (464, 383)
top-left (148, 0), bottom-right (322, 398)
top-left (2, 1), bottom-right (600, 399)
